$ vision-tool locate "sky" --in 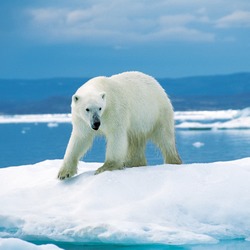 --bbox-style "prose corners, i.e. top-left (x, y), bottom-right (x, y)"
top-left (0, 0), bottom-right (250, 79)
